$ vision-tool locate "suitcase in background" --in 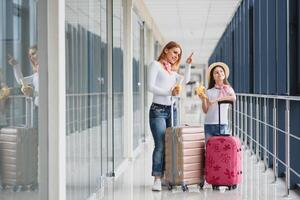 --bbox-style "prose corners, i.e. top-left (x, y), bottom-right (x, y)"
top-left (0, 127), bottom-right (38, 191)
top-left (164, 97), bottom-right (205, 191)
top-left (205, 100), bottom-right (242, 190)
top-left (165, 126), bottom-right (205, 191)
